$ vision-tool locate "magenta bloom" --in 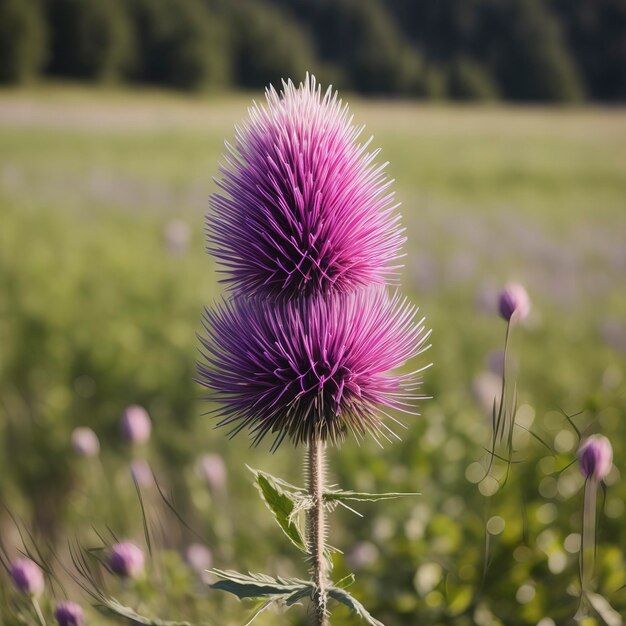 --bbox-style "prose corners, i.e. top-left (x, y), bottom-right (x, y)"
top-left (108, 542), bottom-right (145, 579)
top-left (208, 75), bottom-right (405, 300)
top-left (54, 601), bottom-right (85, 626)
top-left (10, 557), bottom-right (44, 596)
top-left (498, 283), bottom-right (530, 322)
top-left (198, 287), bottom-right (430, 448)
top-left (578, 435), bottom-right (613, 482)
top-left (120, 405), bottom-right (152, 445)
top-left (71, 426), bottom-right (100, 457)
